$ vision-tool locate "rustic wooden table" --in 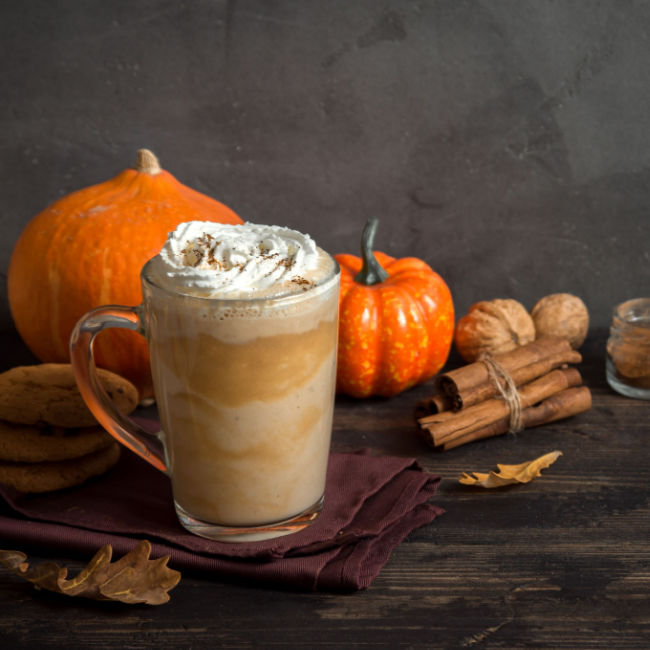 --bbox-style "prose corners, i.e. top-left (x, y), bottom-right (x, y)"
top-left (0, 331), bottom-right (648, 649)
